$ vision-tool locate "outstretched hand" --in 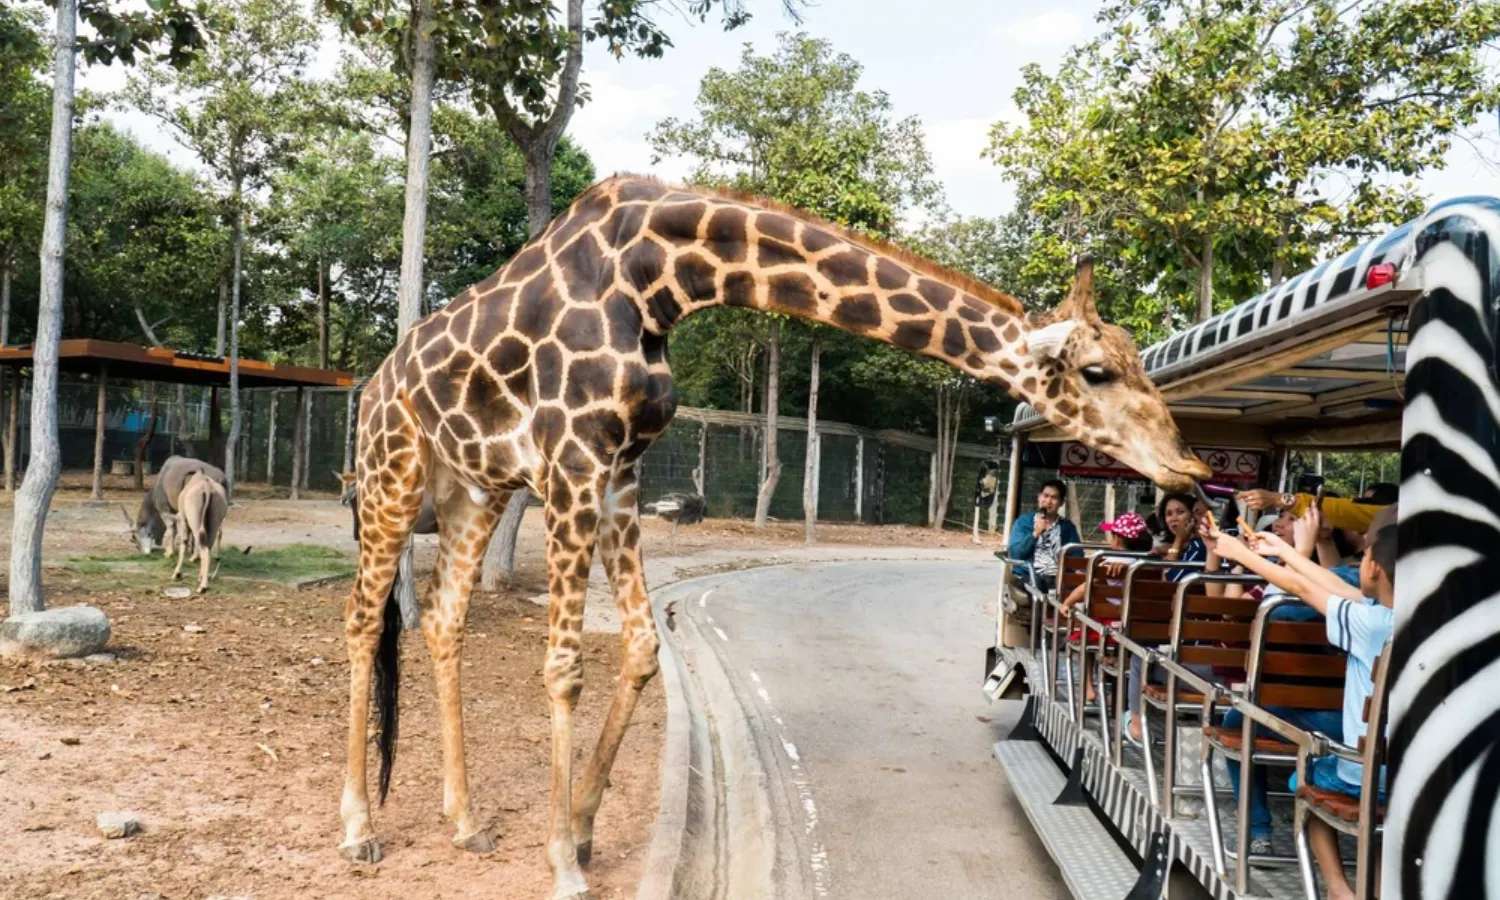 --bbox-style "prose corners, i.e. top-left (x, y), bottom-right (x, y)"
top-left (1292, 505), bottom-right (1322, 552)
